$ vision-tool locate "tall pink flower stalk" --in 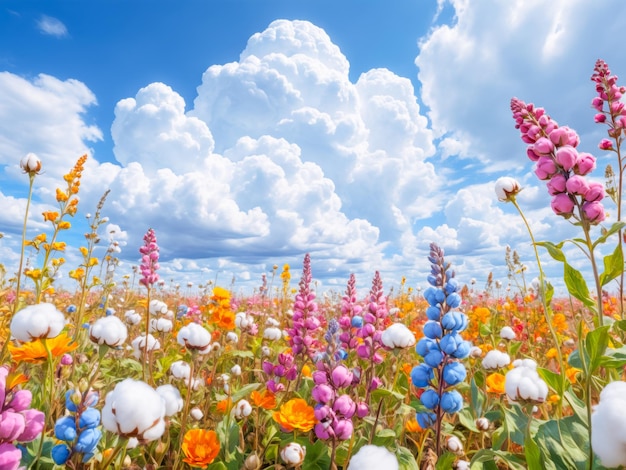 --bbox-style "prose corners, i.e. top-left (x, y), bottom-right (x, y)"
top-left (139, 228), bottom-right (160, 383)
top-left (338, 274), bottom-right (362, 353)
top-left (511, 98), bottom-right (606, 224)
